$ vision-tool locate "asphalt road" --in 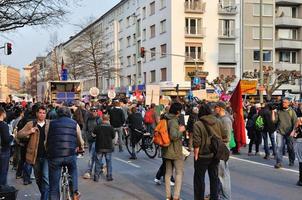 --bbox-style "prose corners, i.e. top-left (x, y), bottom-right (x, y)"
top-left (7, 146), bottom-right (302, 200)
